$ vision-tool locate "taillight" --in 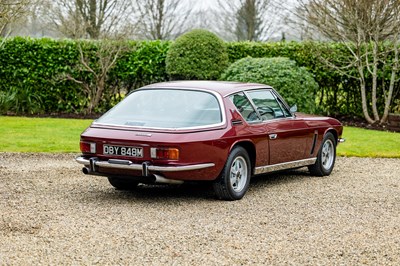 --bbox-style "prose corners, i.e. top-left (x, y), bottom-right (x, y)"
top-left (150, 147), bottom-right (179, 160)
top-left (80, 141), bottom-right (96, 154)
